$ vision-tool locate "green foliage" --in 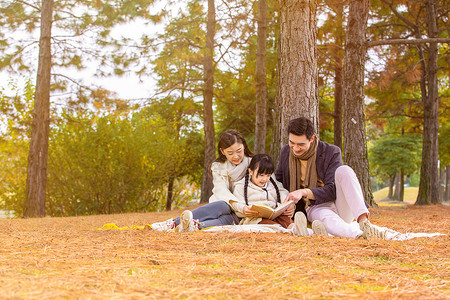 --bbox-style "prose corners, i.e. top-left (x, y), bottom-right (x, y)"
top-left (44, 97), bottom-right (203, 216)
top-left (0, 80), bottom-right (34, 215)
top-left (369, 134), bottom-right (422, 182)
